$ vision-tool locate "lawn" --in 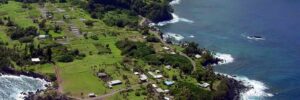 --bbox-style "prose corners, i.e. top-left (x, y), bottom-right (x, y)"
top-left (0, 1), bottom-right (39, 27)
